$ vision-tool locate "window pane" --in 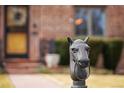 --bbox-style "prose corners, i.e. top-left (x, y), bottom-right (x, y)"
top-left (75, 8), bottom-right (88, 35)
top-left (92, 8), bottom-right (105, 35)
